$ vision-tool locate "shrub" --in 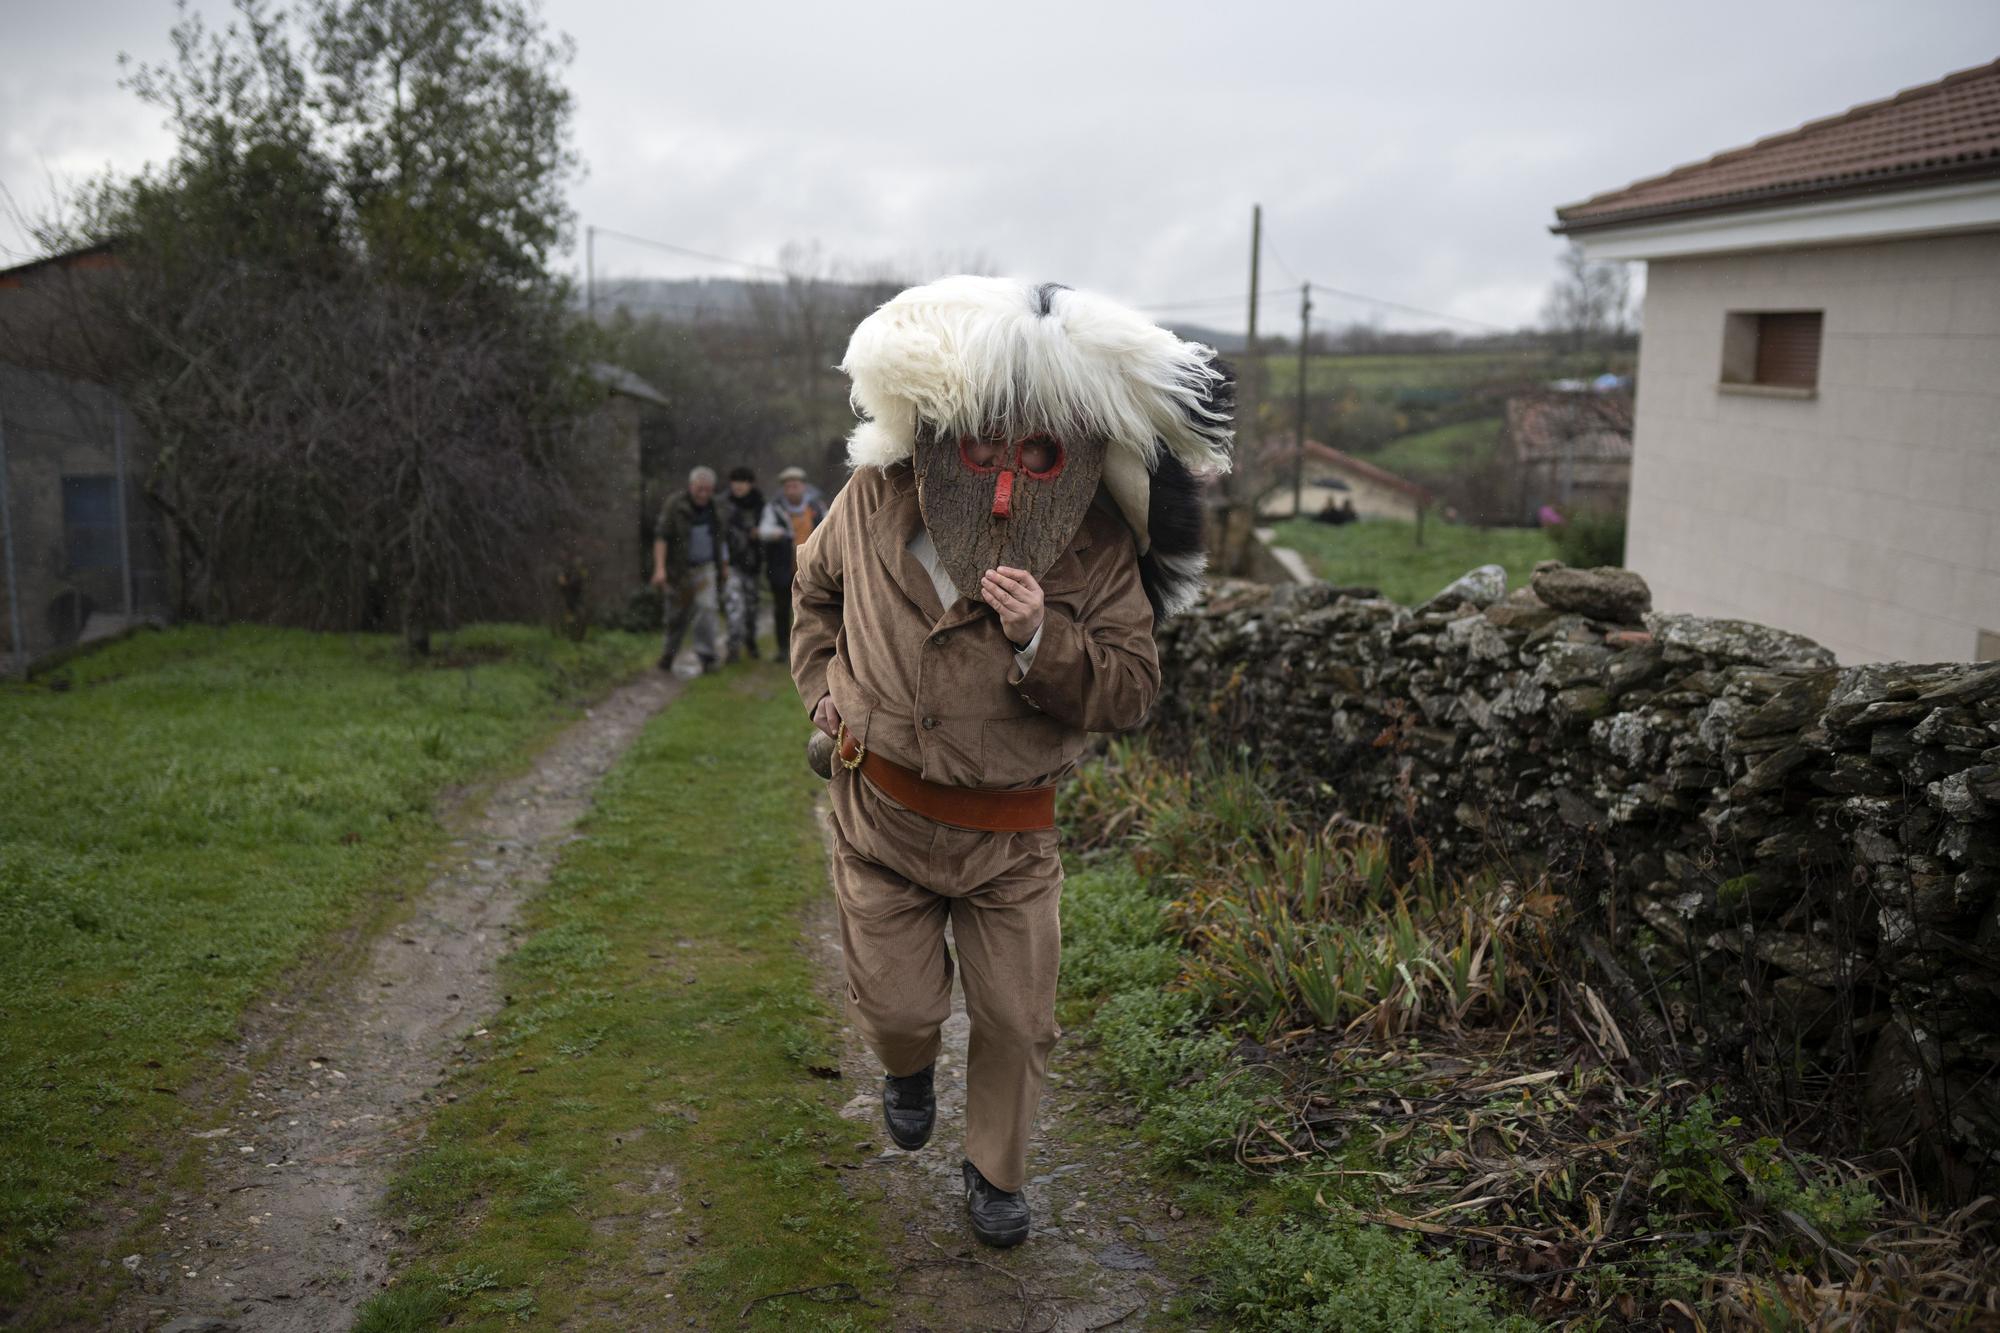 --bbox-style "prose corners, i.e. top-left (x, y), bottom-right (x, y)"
top-left (1547, 507), bottom-right (1626, 568)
